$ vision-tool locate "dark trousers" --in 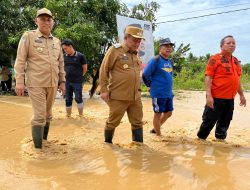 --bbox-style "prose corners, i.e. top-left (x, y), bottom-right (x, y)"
top-left (1, 81), bottom-right (8, 91)
top-left (1, 76), bottom-right (12, 92)
top-left (6, 75), bottom-right (12, 90)
top-left (65, 82), bottom-right (83, 107)
top-left (197, 98), bottom-right (234, 140)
